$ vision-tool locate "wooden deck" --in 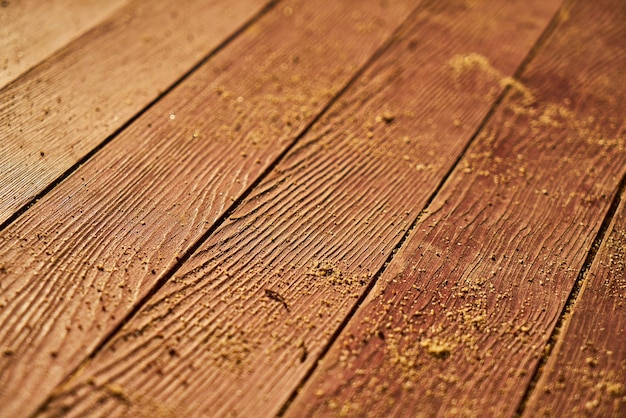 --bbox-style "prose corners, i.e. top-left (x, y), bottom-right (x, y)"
top-left (1, 0), bottom-right (625, 417)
